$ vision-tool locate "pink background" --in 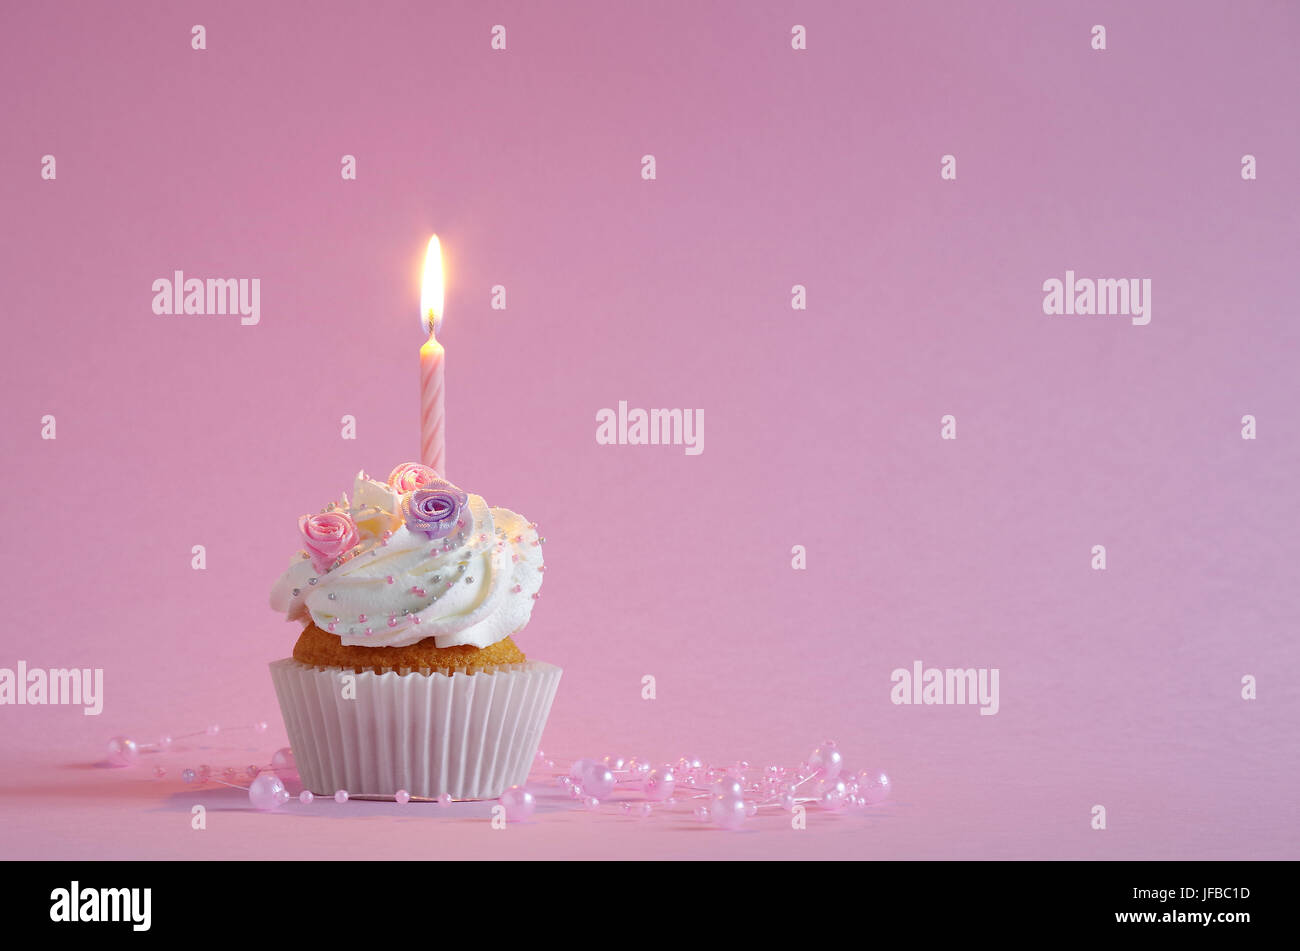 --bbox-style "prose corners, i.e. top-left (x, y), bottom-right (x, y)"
top-left (2, 0), bottom-right (1298, 859)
